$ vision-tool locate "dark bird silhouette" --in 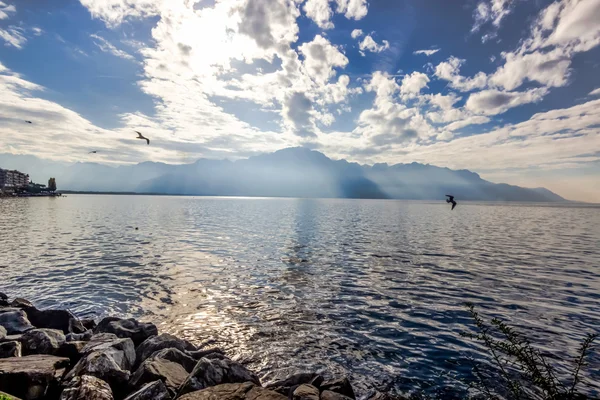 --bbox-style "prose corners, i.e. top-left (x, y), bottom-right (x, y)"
top-left (25, 120), bottom-right (32, 124)
top-left (88, 151), bottom-right (98, 154)
top-left (446, 194), bottom-right (457, 210)
top-left (135, 131), bottom-right (150, 145)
